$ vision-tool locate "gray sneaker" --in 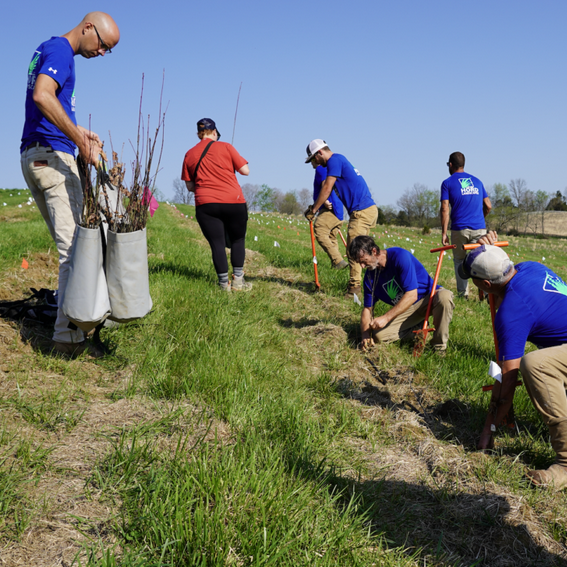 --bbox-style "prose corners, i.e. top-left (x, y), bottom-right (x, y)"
top-left (232, 275), bottom-right (252, 291)
top-left (218, 281), bottom-right (231, 292)
top-left (333, 259), bottom-right (349, 270)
